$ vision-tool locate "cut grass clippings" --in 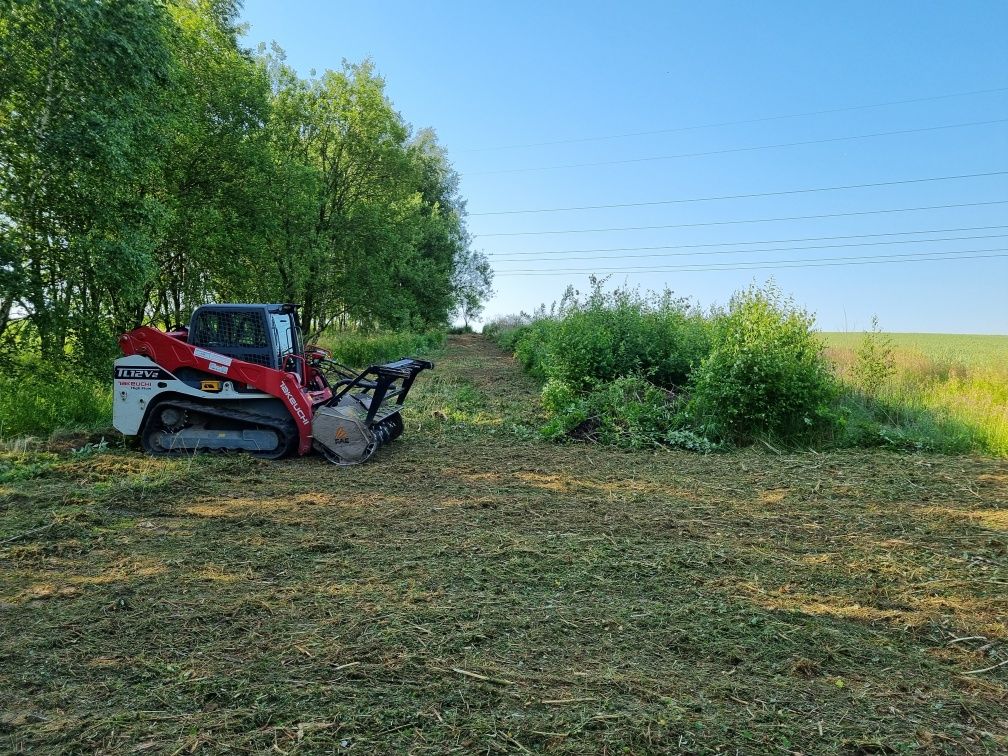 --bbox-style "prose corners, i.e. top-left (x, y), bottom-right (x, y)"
top-left (0, 334), bottom-right (1006, 753)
